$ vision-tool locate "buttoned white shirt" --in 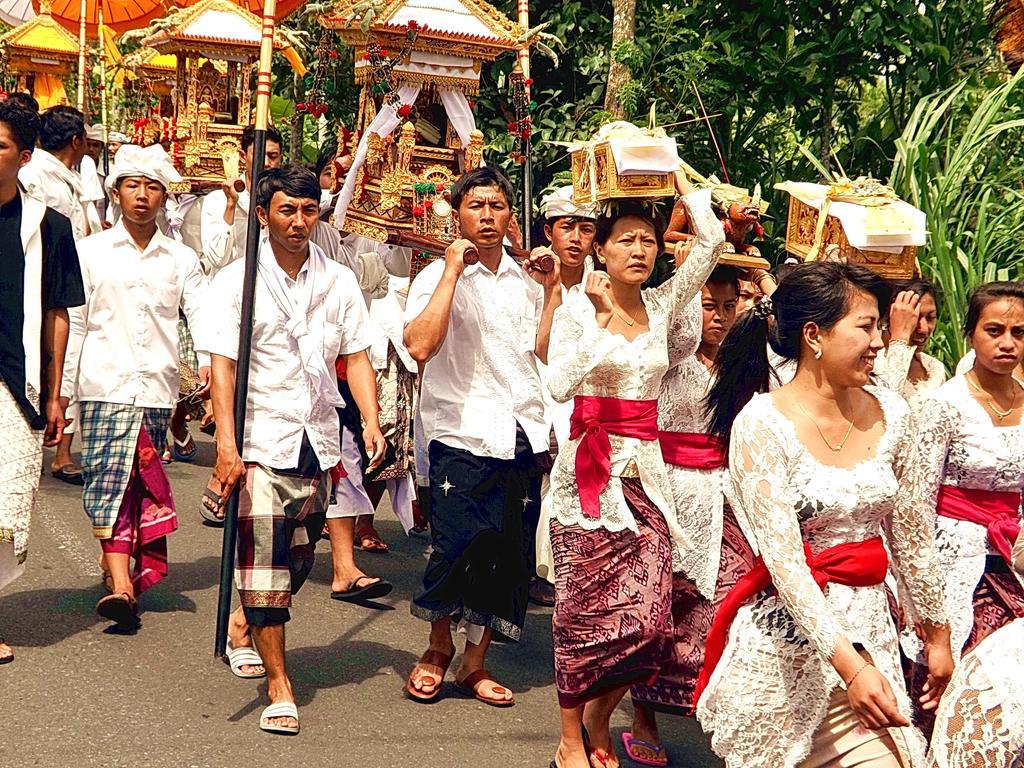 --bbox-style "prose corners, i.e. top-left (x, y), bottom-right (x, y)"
top-left (406, 254), bottom-right (548, 459)
top-left (200, 187), bottom-right (344, 276)
top-left (202, 254), bottom-right (372, 471)
top-left (62, 220), bottom-right (211, 408)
